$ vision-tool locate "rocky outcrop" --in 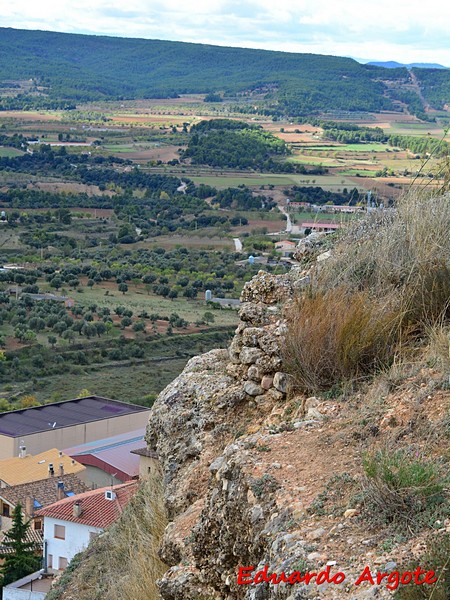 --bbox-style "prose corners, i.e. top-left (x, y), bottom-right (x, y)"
top-left (144, 259), bottom-right (447, 600)
top-left (145, 270), bottom-right (303, 599)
